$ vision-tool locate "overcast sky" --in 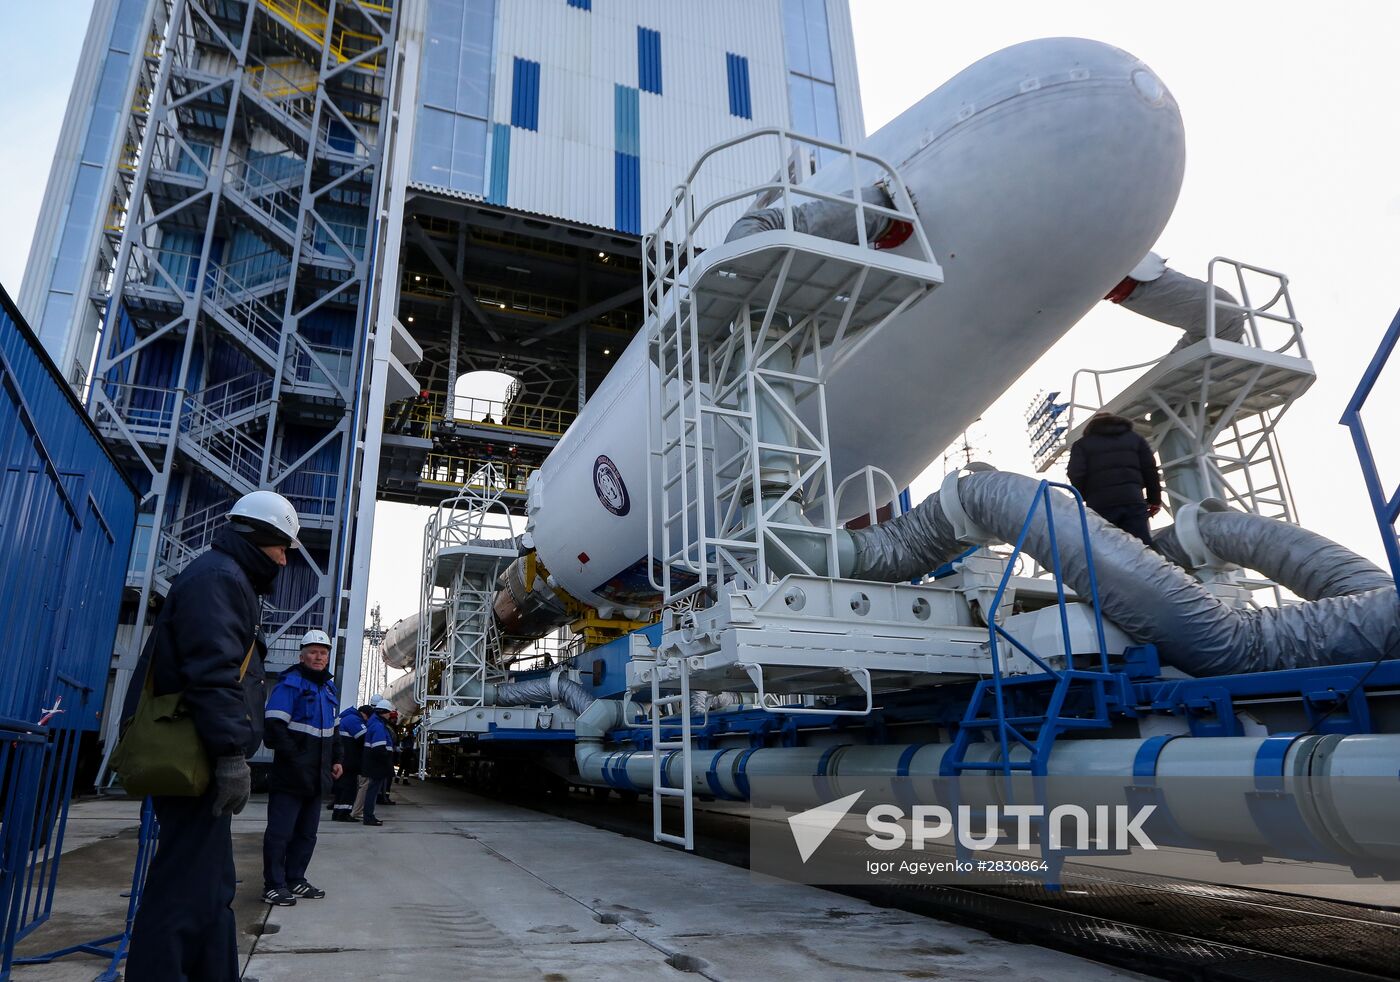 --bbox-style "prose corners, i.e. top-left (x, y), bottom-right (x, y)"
top-left (4, 2), bottom-right (1397, 634)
